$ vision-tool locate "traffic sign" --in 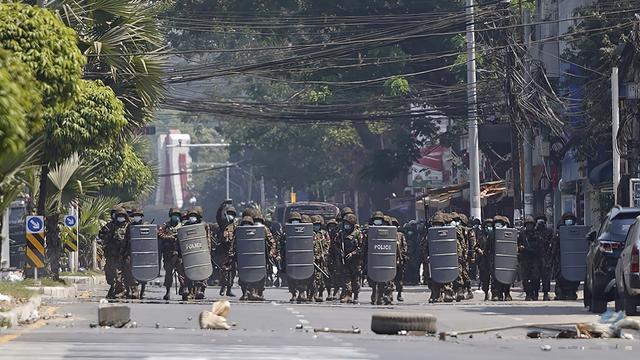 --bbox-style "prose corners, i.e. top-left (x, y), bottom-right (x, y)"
top-left (64, 215), bottom-right (77, 228)
top-left (25, 216), bottom-right (45, 268)
top-left (26, 216), bottom-right (44, 234)
top-left (631, 178), bottom-right (640, 208)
